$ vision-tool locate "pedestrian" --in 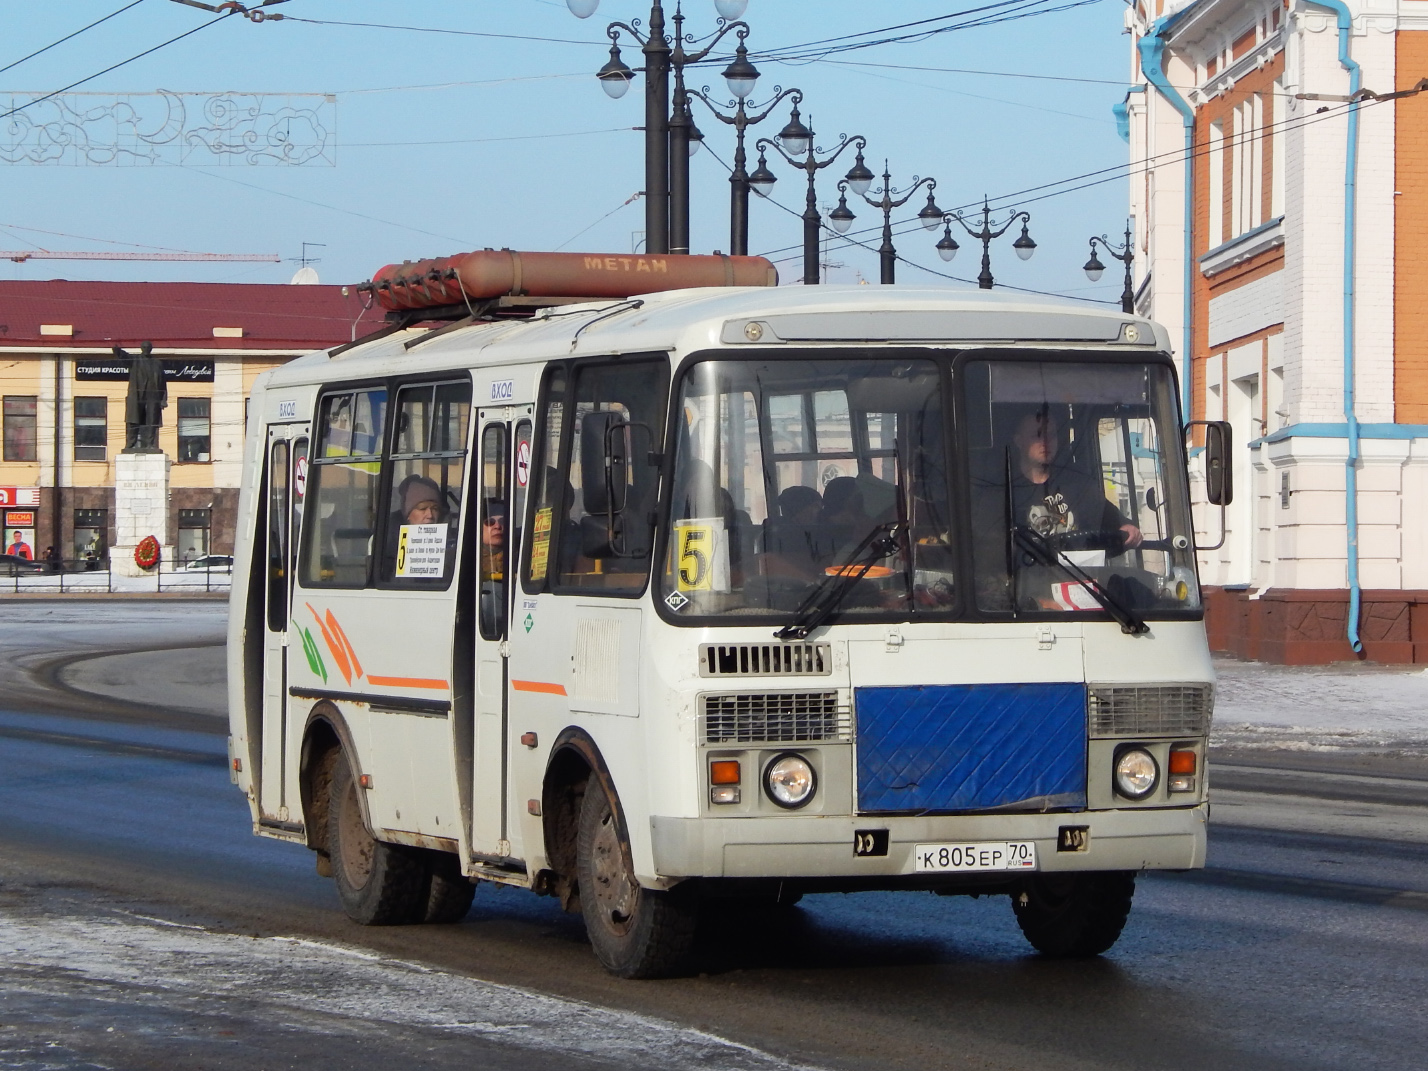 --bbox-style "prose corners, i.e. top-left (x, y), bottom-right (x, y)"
top-left (8, 531), bottom-right (32, 560)
top-left (44, 545), bottom-right (63, 572)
